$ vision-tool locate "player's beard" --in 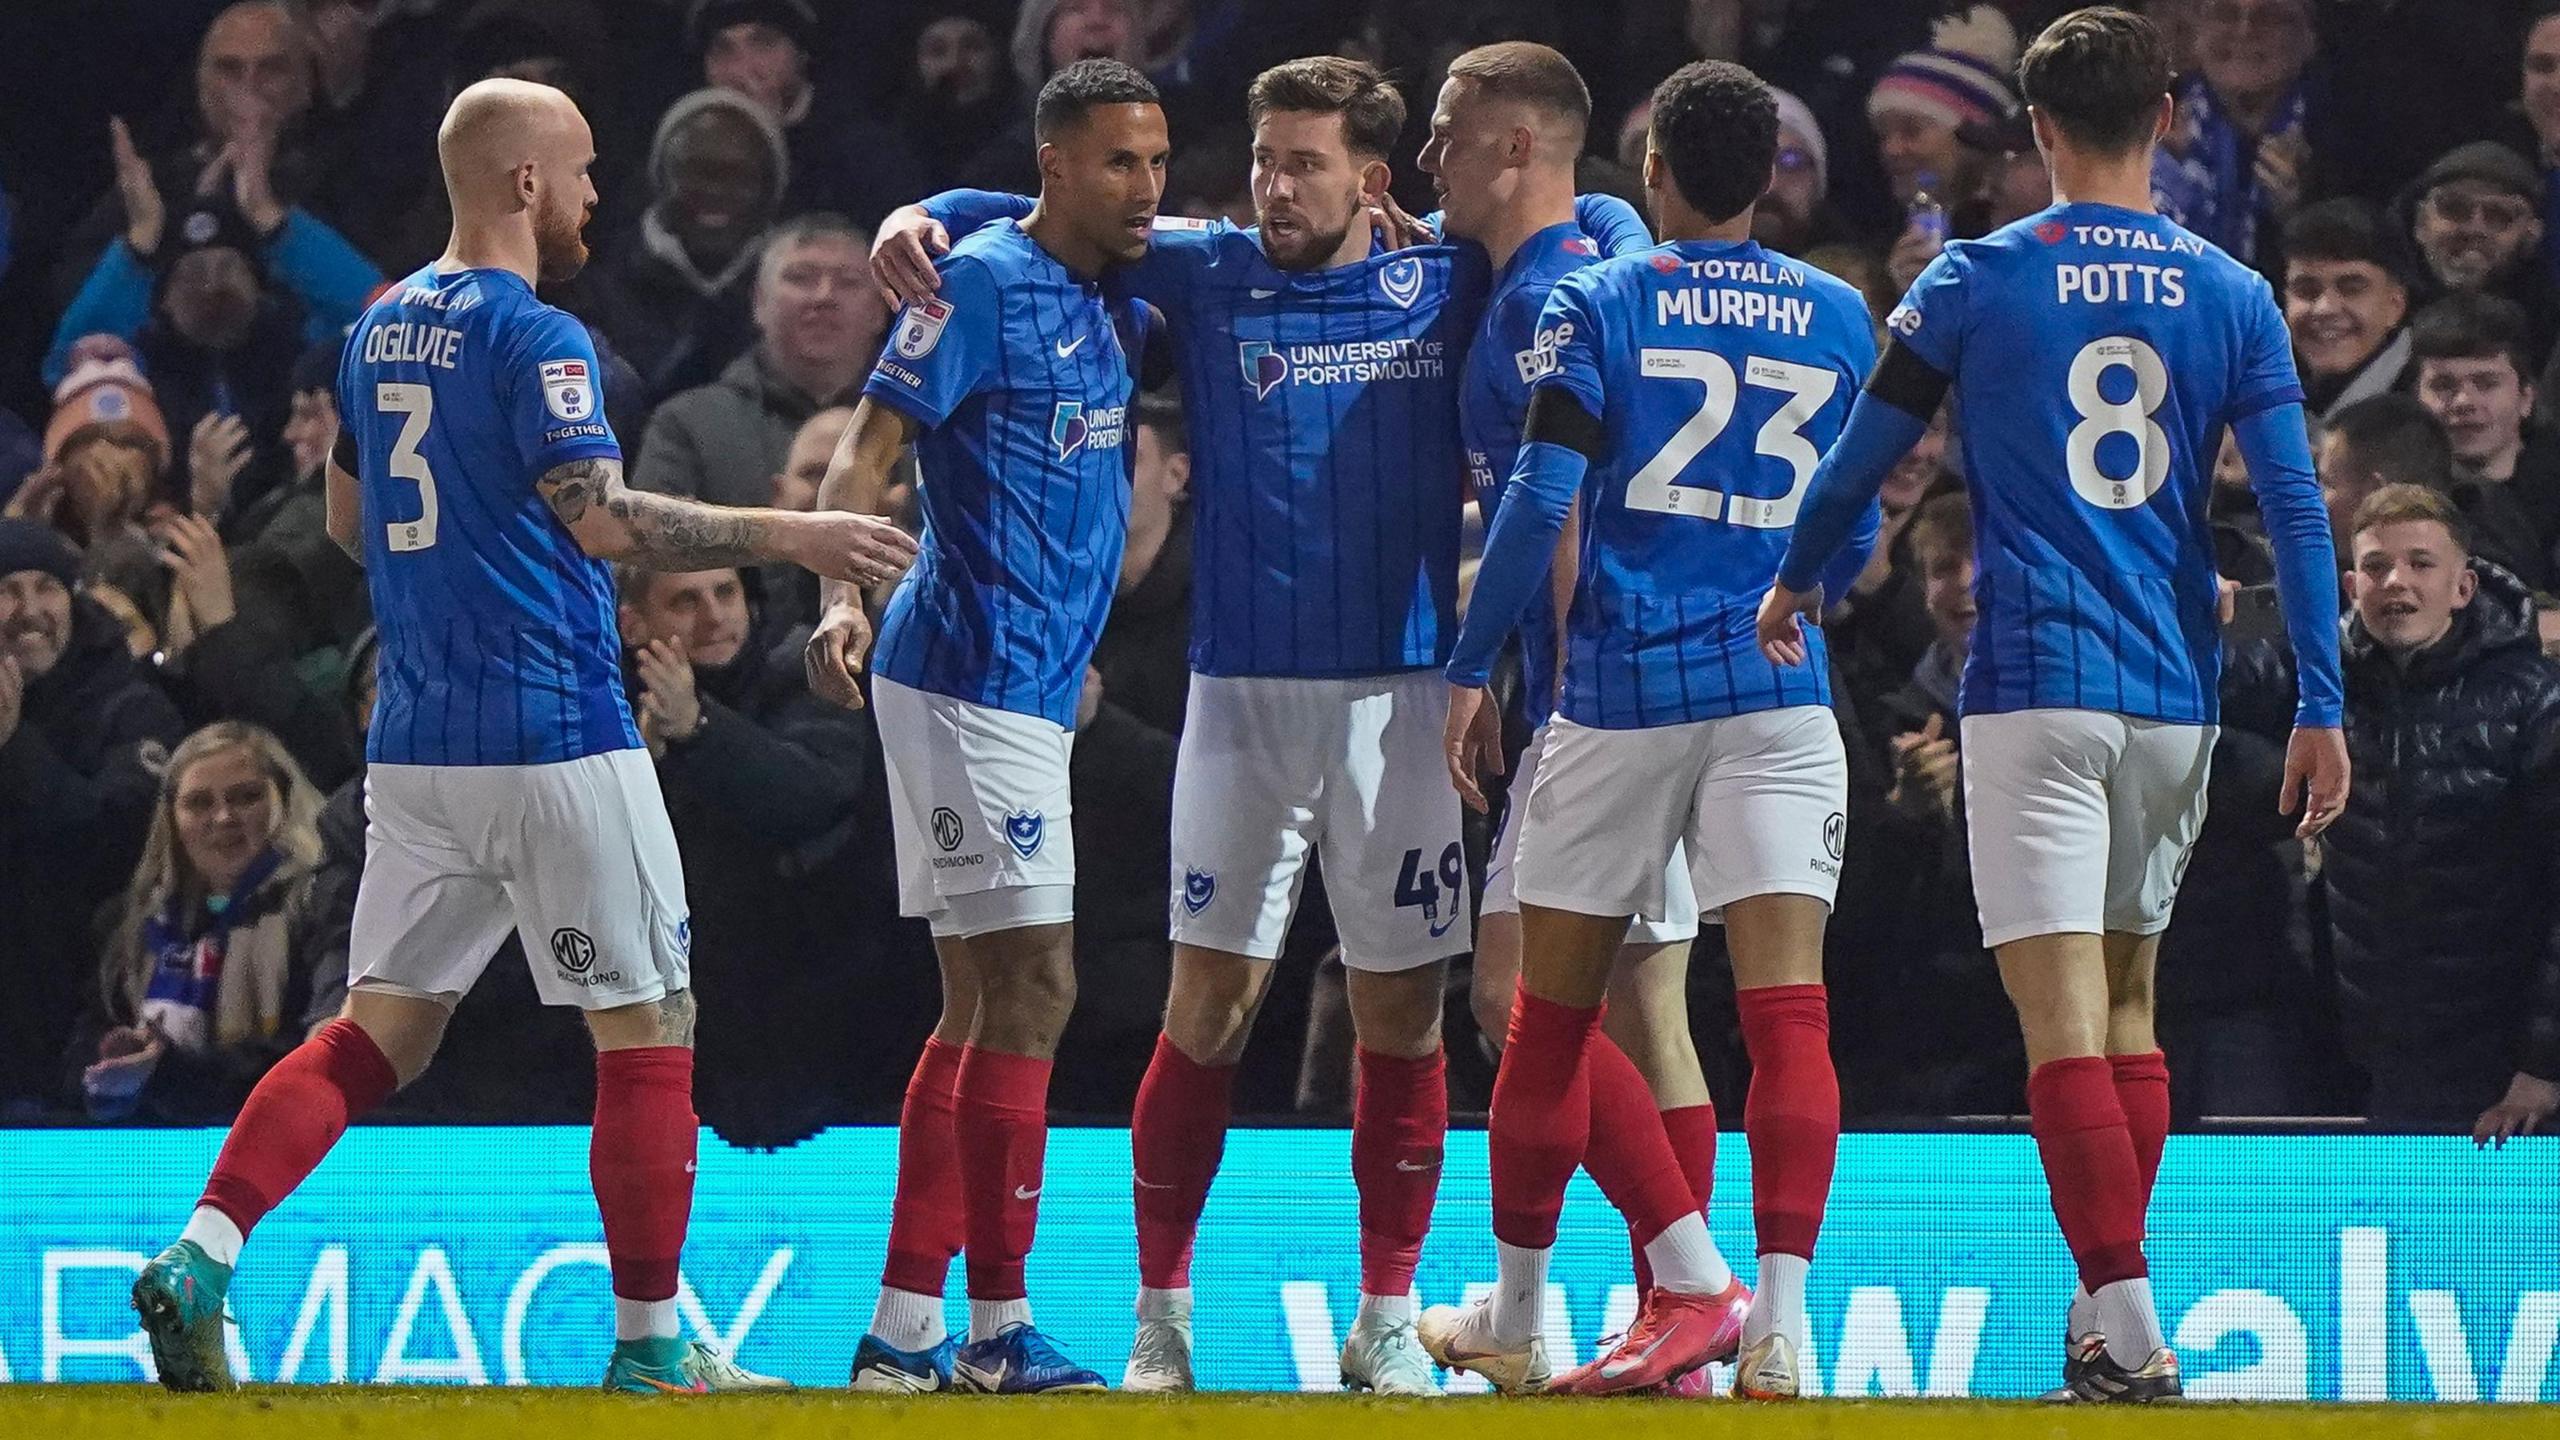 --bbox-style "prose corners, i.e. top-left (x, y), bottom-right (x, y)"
top-left (1260, 212), bottom-right (1353, 272)
top-left (534, 199), bottom-right (591, 283)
